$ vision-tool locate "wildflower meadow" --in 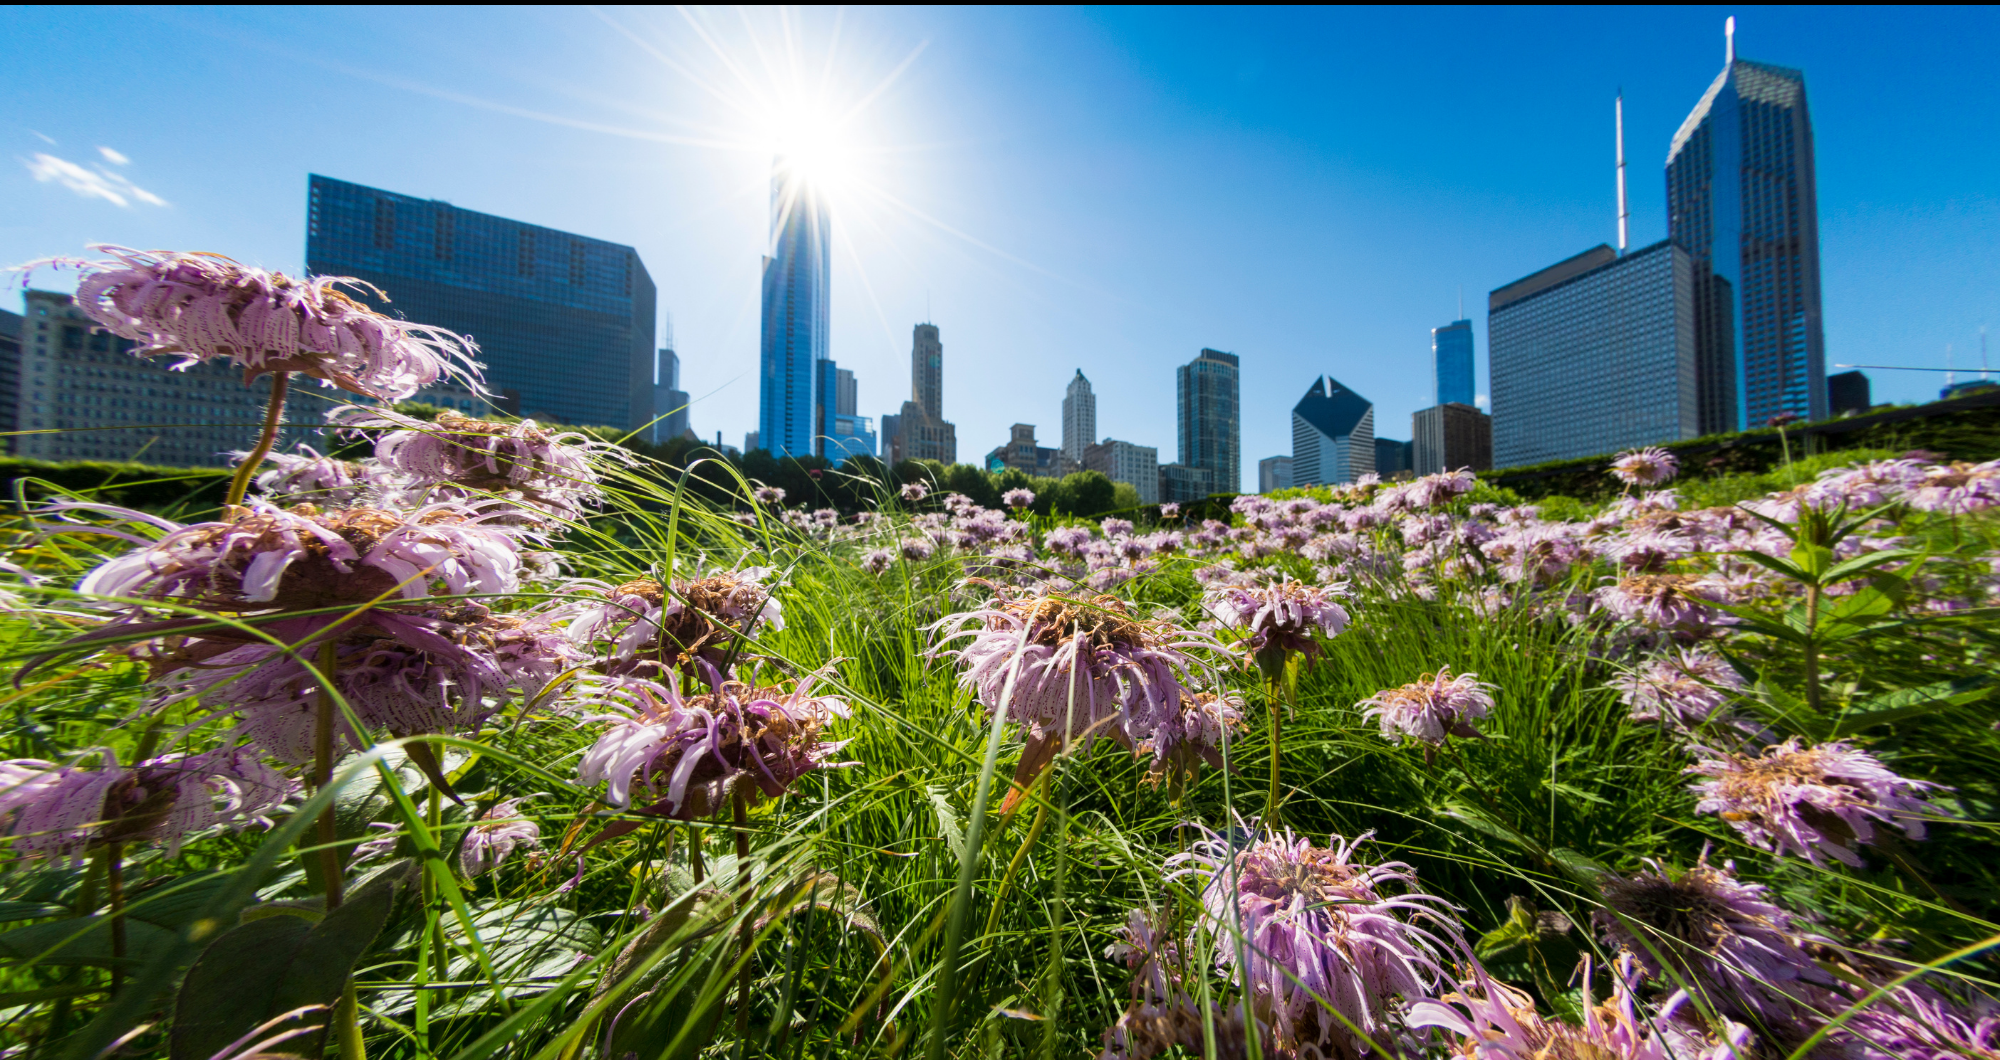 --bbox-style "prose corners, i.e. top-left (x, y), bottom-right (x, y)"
top-left (0, 246), bottom-right (1996, 1059)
